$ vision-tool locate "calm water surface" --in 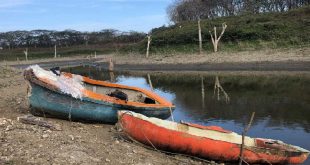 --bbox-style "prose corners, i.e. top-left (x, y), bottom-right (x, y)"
top-left (65, 66), bottom-right (310, 164)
